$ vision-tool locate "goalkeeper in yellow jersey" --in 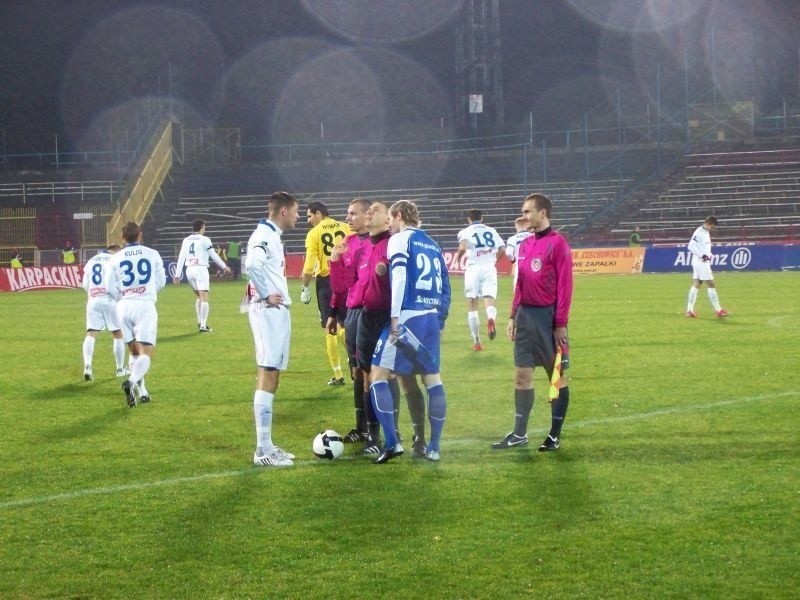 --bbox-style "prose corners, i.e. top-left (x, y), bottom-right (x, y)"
top-left (300, 201), bottom-right (351, 385)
